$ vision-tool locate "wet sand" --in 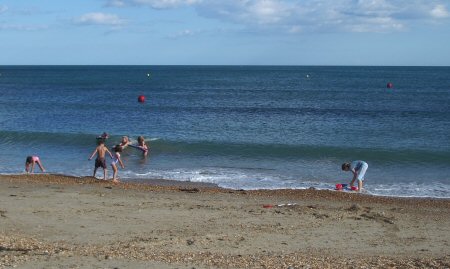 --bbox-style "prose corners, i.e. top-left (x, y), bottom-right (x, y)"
top-left (0, 174), bottom-right (449, 268)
